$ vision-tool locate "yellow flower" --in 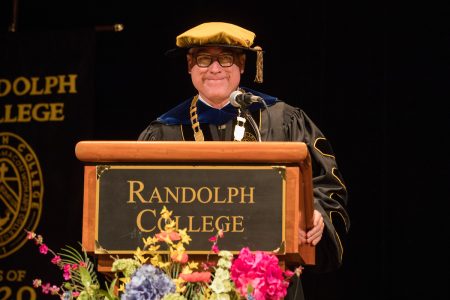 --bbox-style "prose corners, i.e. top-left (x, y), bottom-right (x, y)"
top-left (150, 254), bottom-right (162, 266)
top-left (158, 261), bottom-right (171, 269)
top-left (142, 236), bottom-right (159, 247)
top-left (164, 219), bottom-right (177, 231)
top-left (178, 228), bottom-right (192, 244)
top-left (134, 247), bottom-right (148, 264)
top-left (174, 242), bottom-right (185, 253)
top-left (161, 205), bottom-right (173, 220)
top-left (117, 277), bottom-right (130, 292)
top-left (148, 244), bottom-right (160, 252)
